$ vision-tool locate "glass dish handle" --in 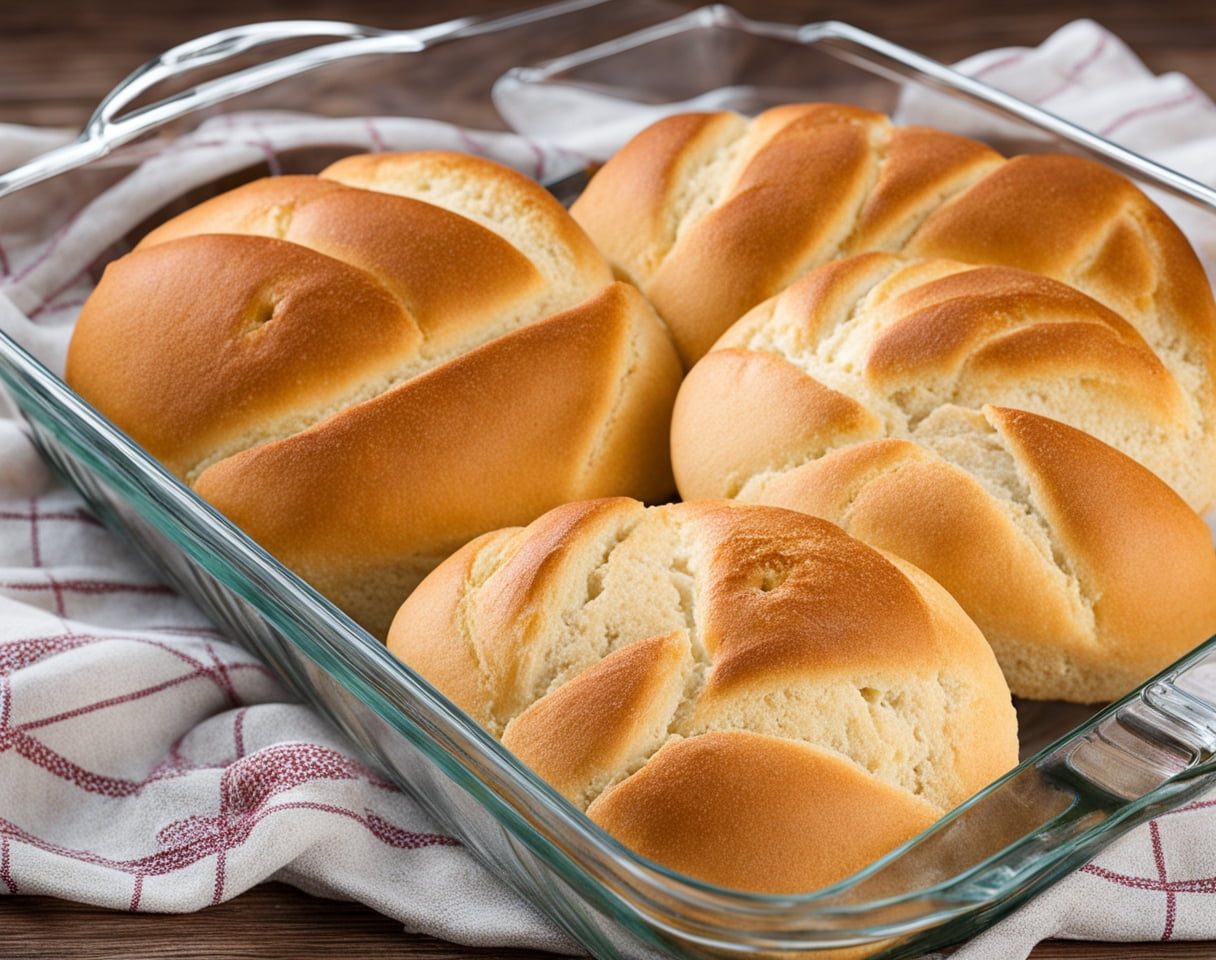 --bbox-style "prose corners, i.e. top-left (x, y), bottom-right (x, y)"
top-left (0, 0), bottom-right (609, 201)
top-left (1058, 659), bottom-right (1216, 803)
top-left (78, 19), bottom-right (466, 139)
top-left (820, 636), bottom-right (1216, 948)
